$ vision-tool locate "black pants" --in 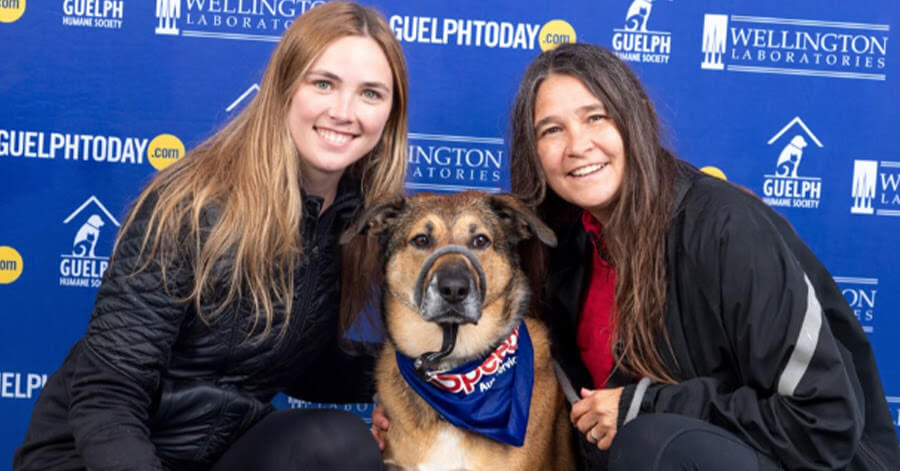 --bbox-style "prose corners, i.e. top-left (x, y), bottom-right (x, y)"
top-left (211, 409), bottom-right (383, 471)
top-left (597, 413), bottom-right (781, 471)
